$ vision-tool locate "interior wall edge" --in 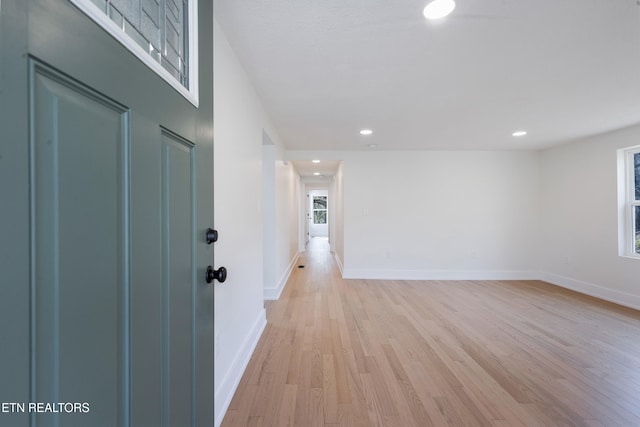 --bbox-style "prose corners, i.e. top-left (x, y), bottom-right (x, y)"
top-left (264, 252), bottom-right (302, 300)
top-left (540, 271), bottom-right (640, 311)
